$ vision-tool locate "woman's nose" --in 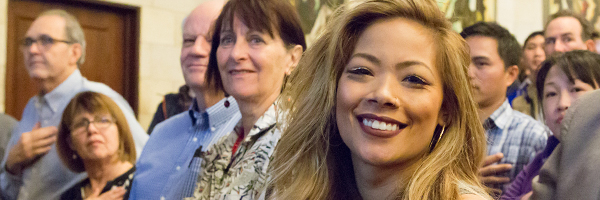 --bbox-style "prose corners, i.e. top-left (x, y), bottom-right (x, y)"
top-left (557, 92), bottom-right (571, 111)
top-left (231, 39), bottom-right (249, 62)
top-left (368, 76), bottom-right (399, 108)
